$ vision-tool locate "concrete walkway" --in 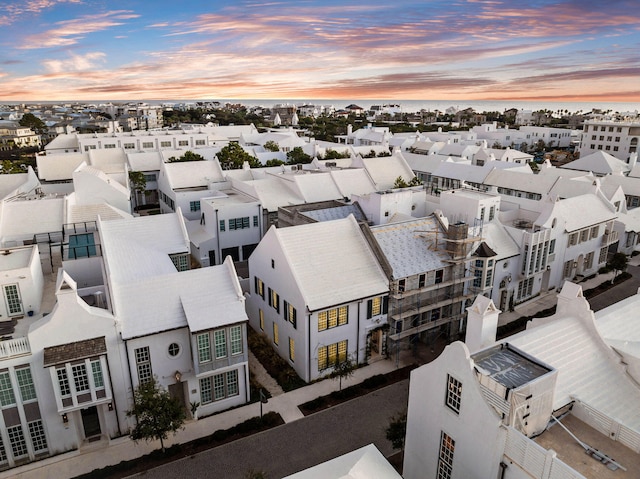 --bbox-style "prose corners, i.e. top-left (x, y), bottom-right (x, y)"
top-left (4, 355), bottom-right (414, 479)
top-left (498, 255), bottom-right (640, 326)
